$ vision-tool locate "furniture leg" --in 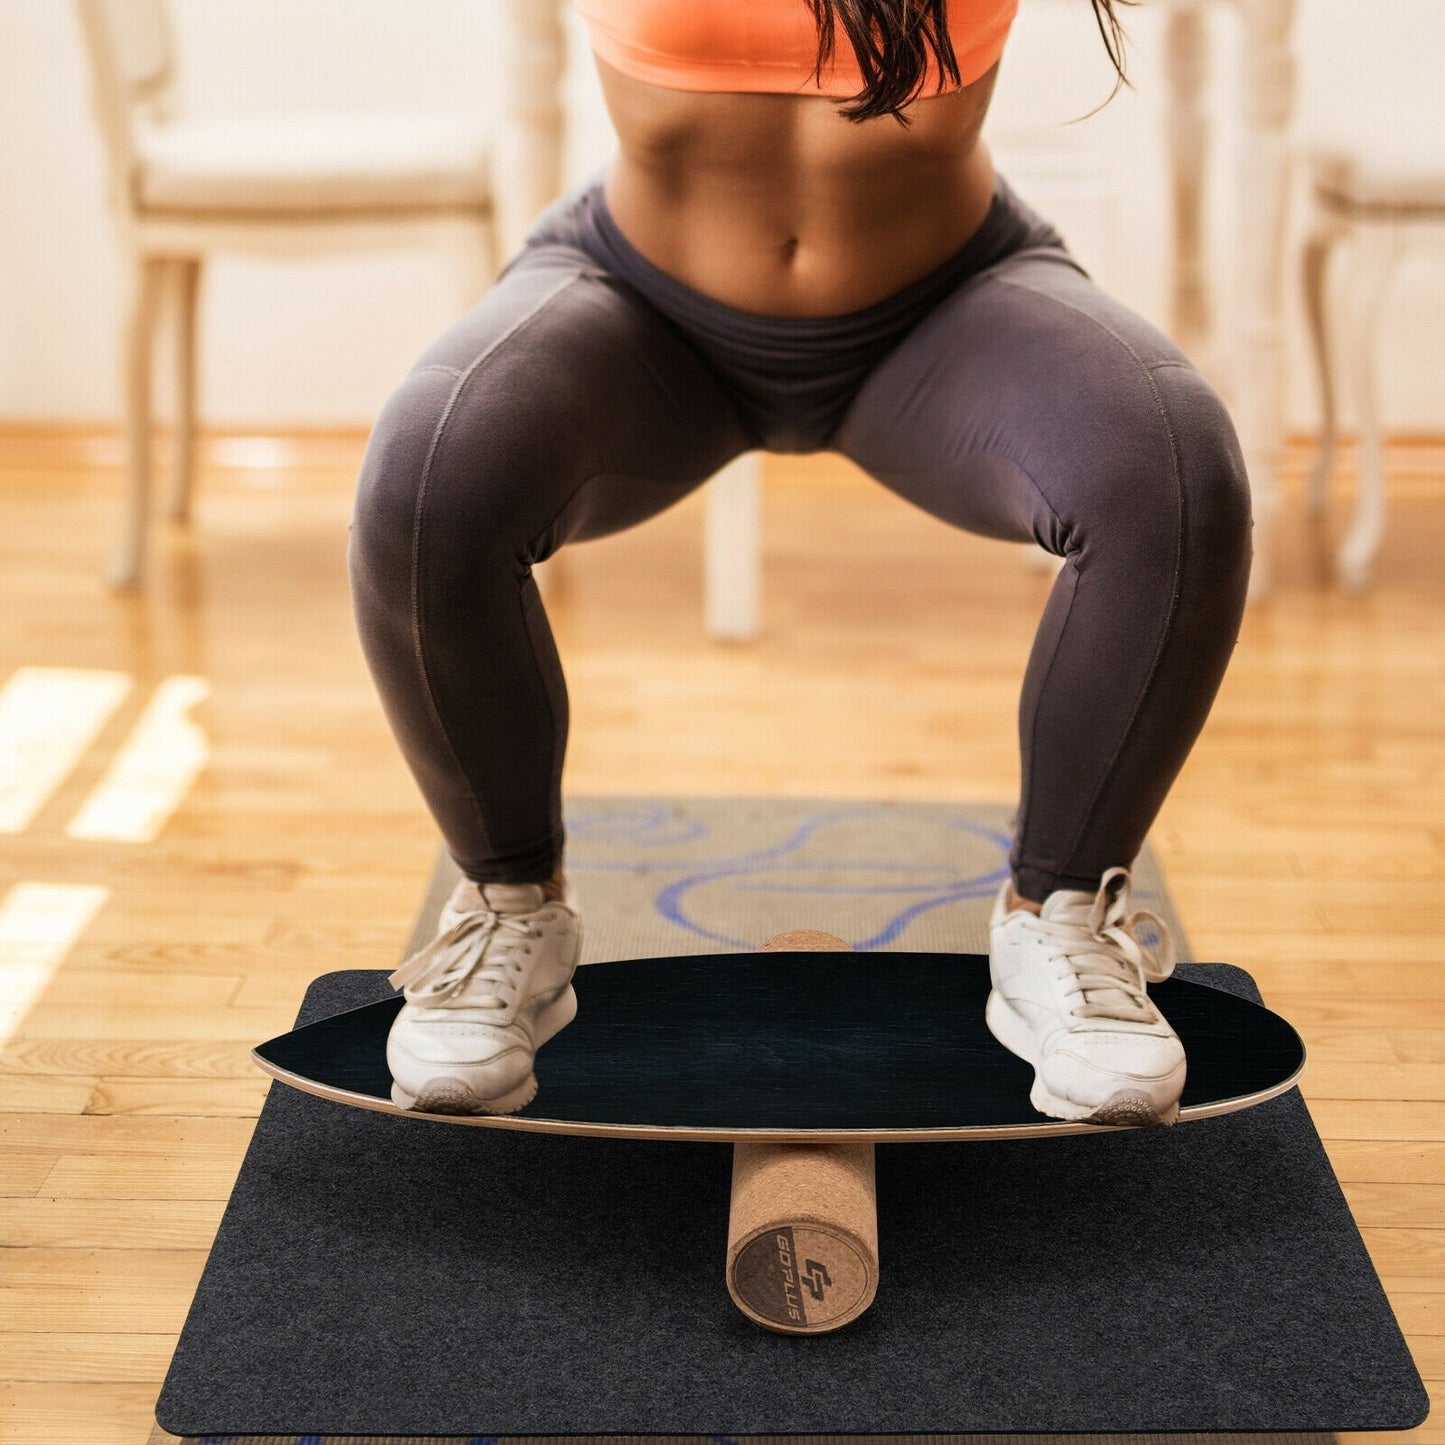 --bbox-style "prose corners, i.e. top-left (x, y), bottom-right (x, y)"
top-left (1233, 0), bottom-right (1297, 602)
top-left (1164, 2), bottom-right (1213, 374)
top-left (1338, 225), bottom-right (1401, 590)
top-left (110, 253), bottom-right (167, 589)
top-left (705, 452), bottom-right (761, 642)
top-left (1300, 210), bottom-right (1348, 517)
top-left (166, 256), bottom-right (202, 523)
